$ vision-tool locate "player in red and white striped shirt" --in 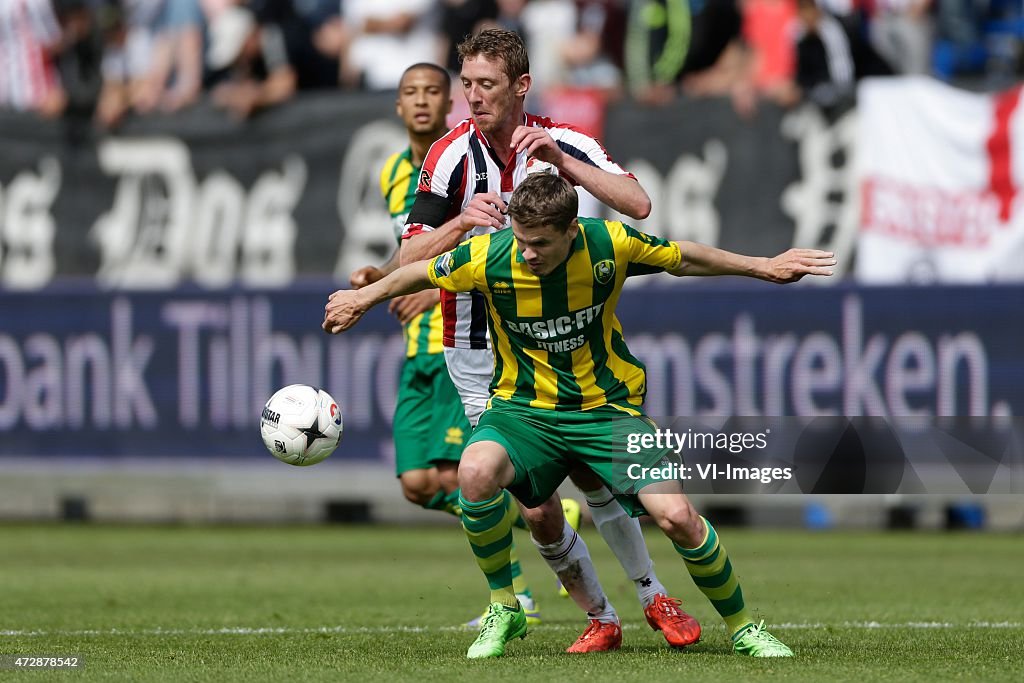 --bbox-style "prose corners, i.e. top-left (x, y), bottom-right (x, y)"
top-left (399, 28), bottom-right (698, 654)
top-left (403, 112), bottom-right (639, 350)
